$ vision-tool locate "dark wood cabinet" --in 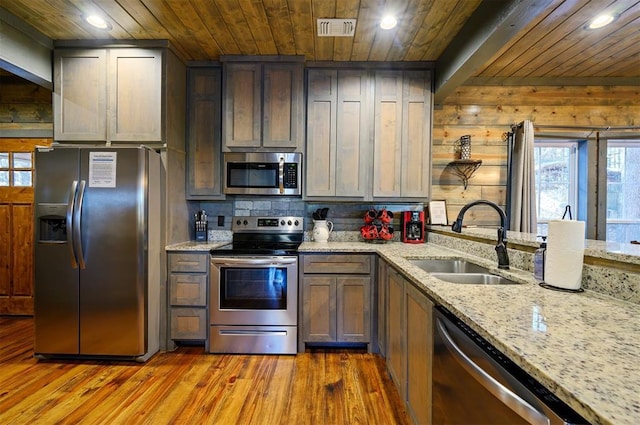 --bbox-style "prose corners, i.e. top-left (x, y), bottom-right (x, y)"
top-left (222, 58), bottom-right (304, 151)
top-left (300, 254), bottom-right (374, 351)
top-left (186, 67), bottom-right (223, 199)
